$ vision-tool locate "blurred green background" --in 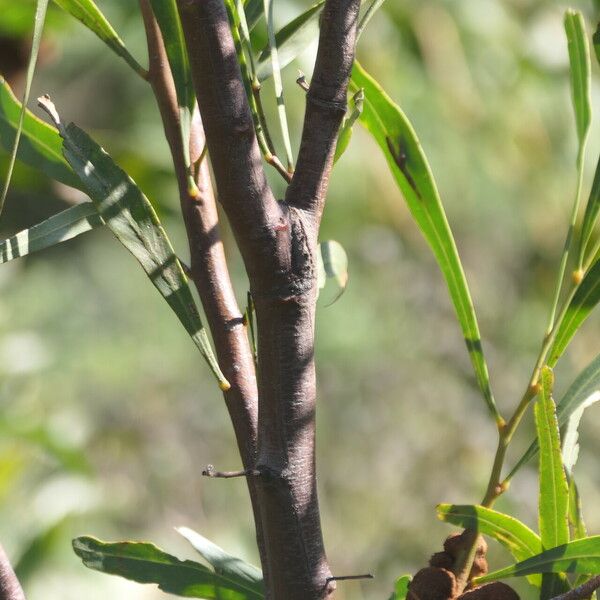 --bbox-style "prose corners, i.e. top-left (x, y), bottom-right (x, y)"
top-left (1, 0), bottom-right (600, 598)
